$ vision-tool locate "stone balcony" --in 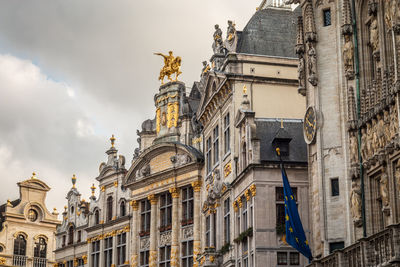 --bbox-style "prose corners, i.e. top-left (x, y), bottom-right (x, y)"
top-left (308, 223), bottom-right (400, 267)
